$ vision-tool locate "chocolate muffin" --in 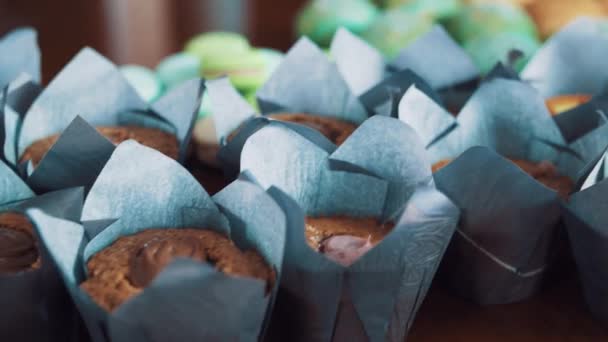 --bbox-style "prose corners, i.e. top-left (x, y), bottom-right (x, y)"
top-left (433, 158), bottom-right (574, 199)
top-left (305, 216), bottom-right (395, 266)
top-left (80, 228), bottom-right (275, 312)
top-left (20, 126), bottom-right (179, 167)
top-left (545, 94), bottom-right (592, 116)
top-left (0, 212), bottom-right (40, 274)
top-left (267, 113), bottom-right (357, 146)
